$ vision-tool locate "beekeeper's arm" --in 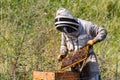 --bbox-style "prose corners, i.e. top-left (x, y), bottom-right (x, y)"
top-left (87, 22), bottom-right (107, 45)
top-left (57, 33), bottom-right (68, 61)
